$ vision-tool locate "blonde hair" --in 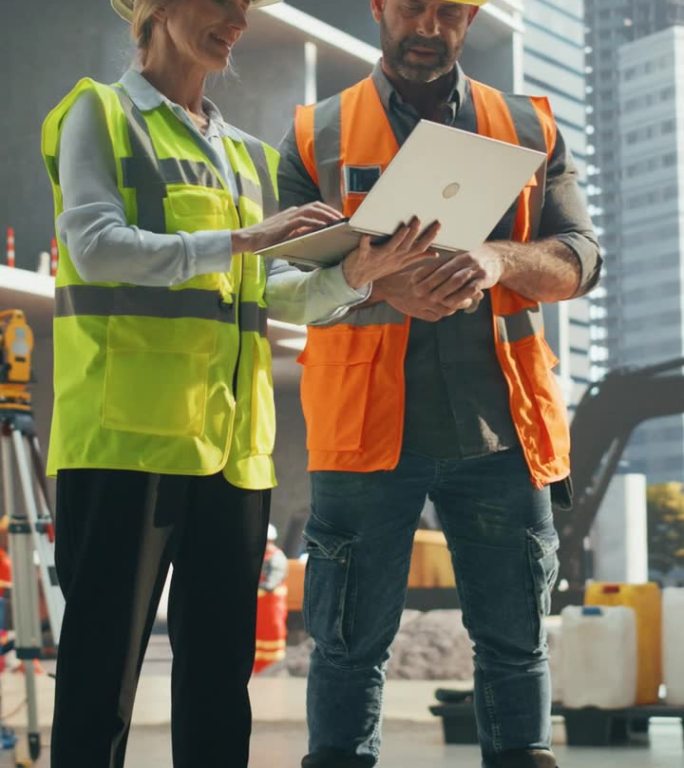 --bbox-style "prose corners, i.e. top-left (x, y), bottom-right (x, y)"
top-left (131, 0), bottom-right (167, 52)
